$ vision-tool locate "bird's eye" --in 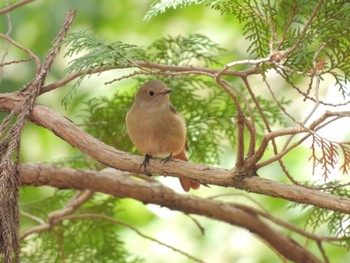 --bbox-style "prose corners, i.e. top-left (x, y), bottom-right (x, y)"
top-left (148, 90), bottom-right (155, 97)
